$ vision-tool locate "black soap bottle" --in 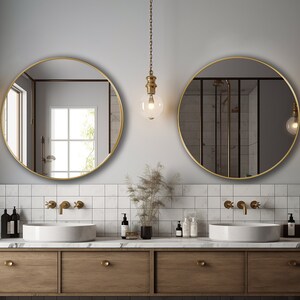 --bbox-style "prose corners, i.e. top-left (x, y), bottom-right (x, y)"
top-left (1, 209), bottom-right (11, 238)
top-left (176, 221), bottom-right (183, 237)
top-left (10, 206), bottom-right (20, 238)
top-left (288, 213), bottom-right (295, 237)
top-left (121, 213), bottom-right (129, 239)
